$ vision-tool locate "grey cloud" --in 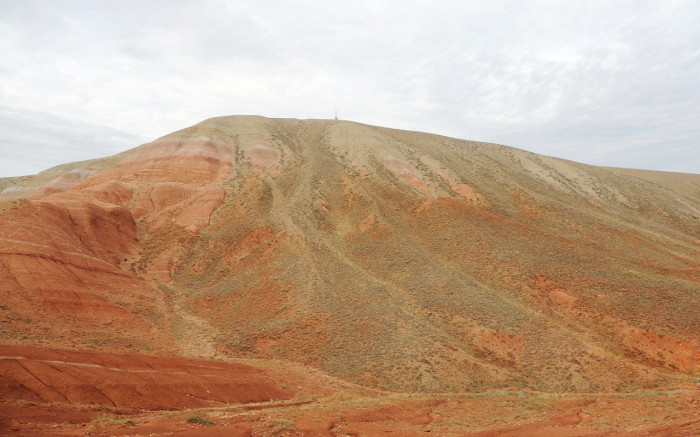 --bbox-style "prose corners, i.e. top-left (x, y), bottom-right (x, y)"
top-left (0, 105), bottom-right (149, 177)
top-left (0, 0), bottom-right (698, 173)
